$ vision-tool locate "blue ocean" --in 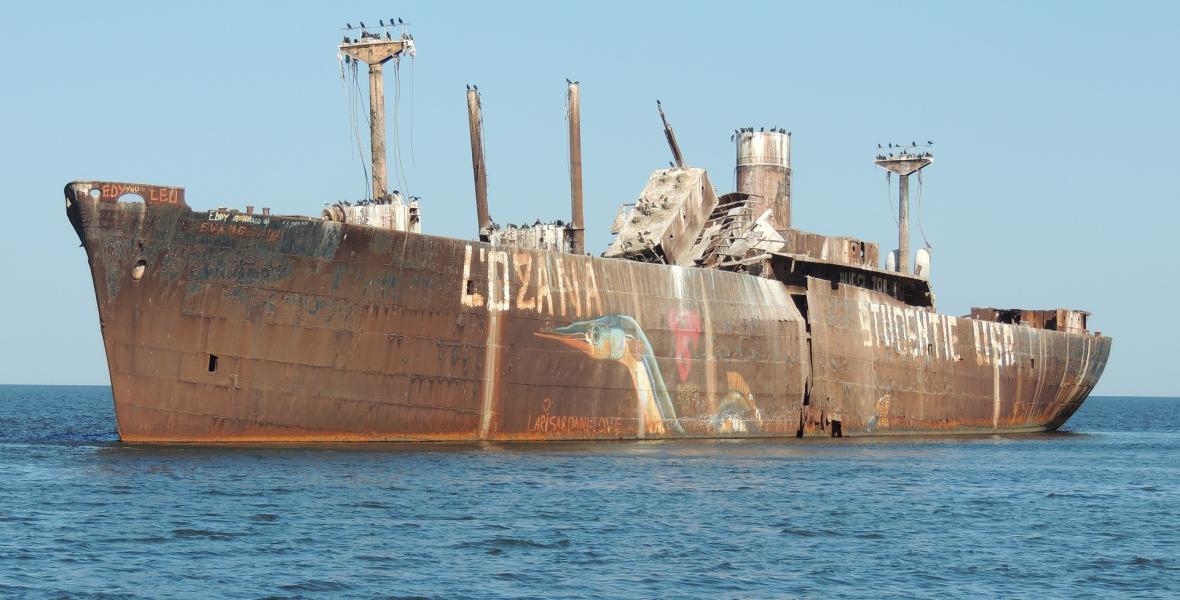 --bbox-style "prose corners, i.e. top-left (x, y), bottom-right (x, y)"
top-left (0, 385), bottom-right (1176, 598)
